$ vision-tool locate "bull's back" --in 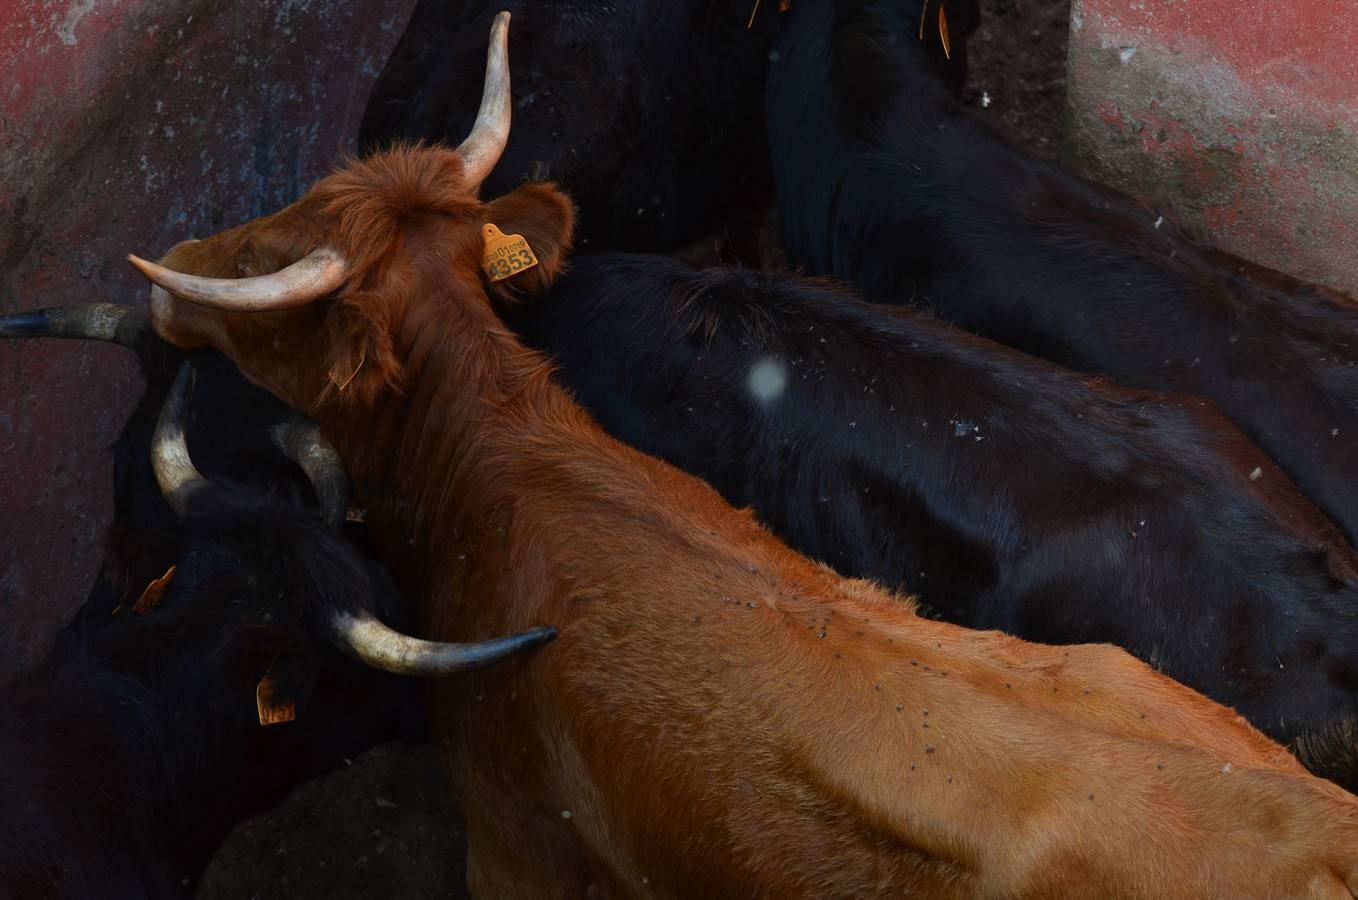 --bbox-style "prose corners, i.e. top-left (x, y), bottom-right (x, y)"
top-left (423, 479), bottom-right (1344, 897)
